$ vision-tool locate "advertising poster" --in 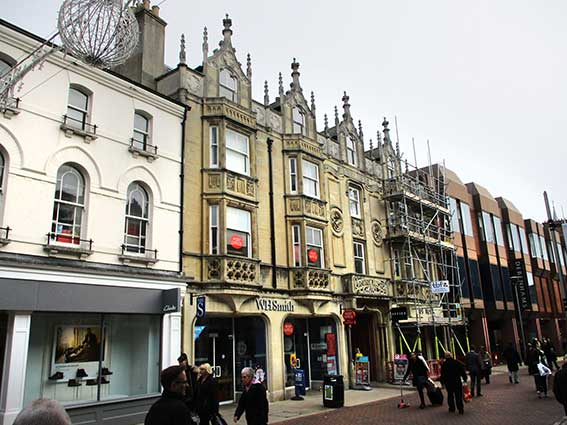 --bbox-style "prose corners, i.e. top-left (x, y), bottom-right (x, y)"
top-left (393, 354), bottom-right (408, 383)
top-left (354, 356), bottom-right (369, 386)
